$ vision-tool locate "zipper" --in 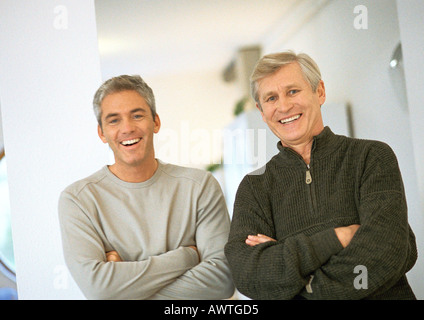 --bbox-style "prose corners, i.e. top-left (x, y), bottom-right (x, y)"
top-left (284, 147), bottom-right (317, 213)
top-left (305, 165), bottom-right (312, 184)
top-left (306, 275), bottom-right (314, 293)
top-left (306, 164), bottom-right (317, 213)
